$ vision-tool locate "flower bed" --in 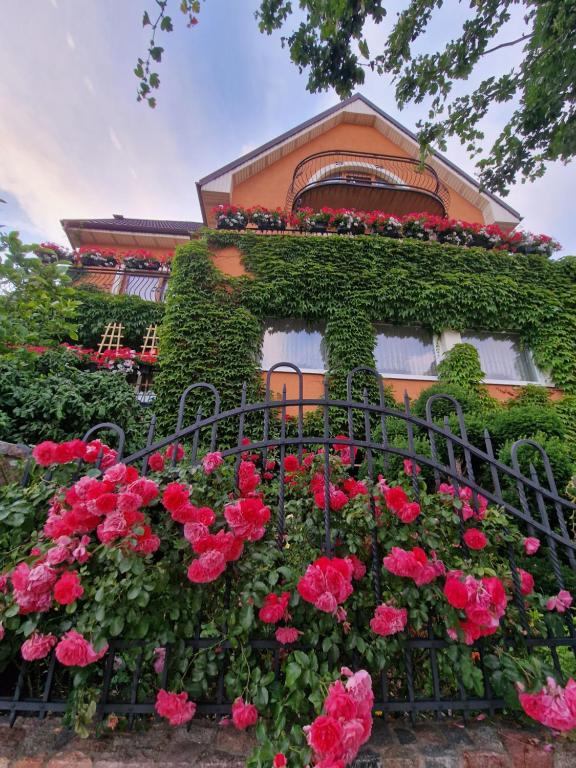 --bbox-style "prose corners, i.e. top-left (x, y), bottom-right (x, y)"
top-left (210, 205), bottom-right (560, 255)
top-left (1, 438), bottom-right (575, 764)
